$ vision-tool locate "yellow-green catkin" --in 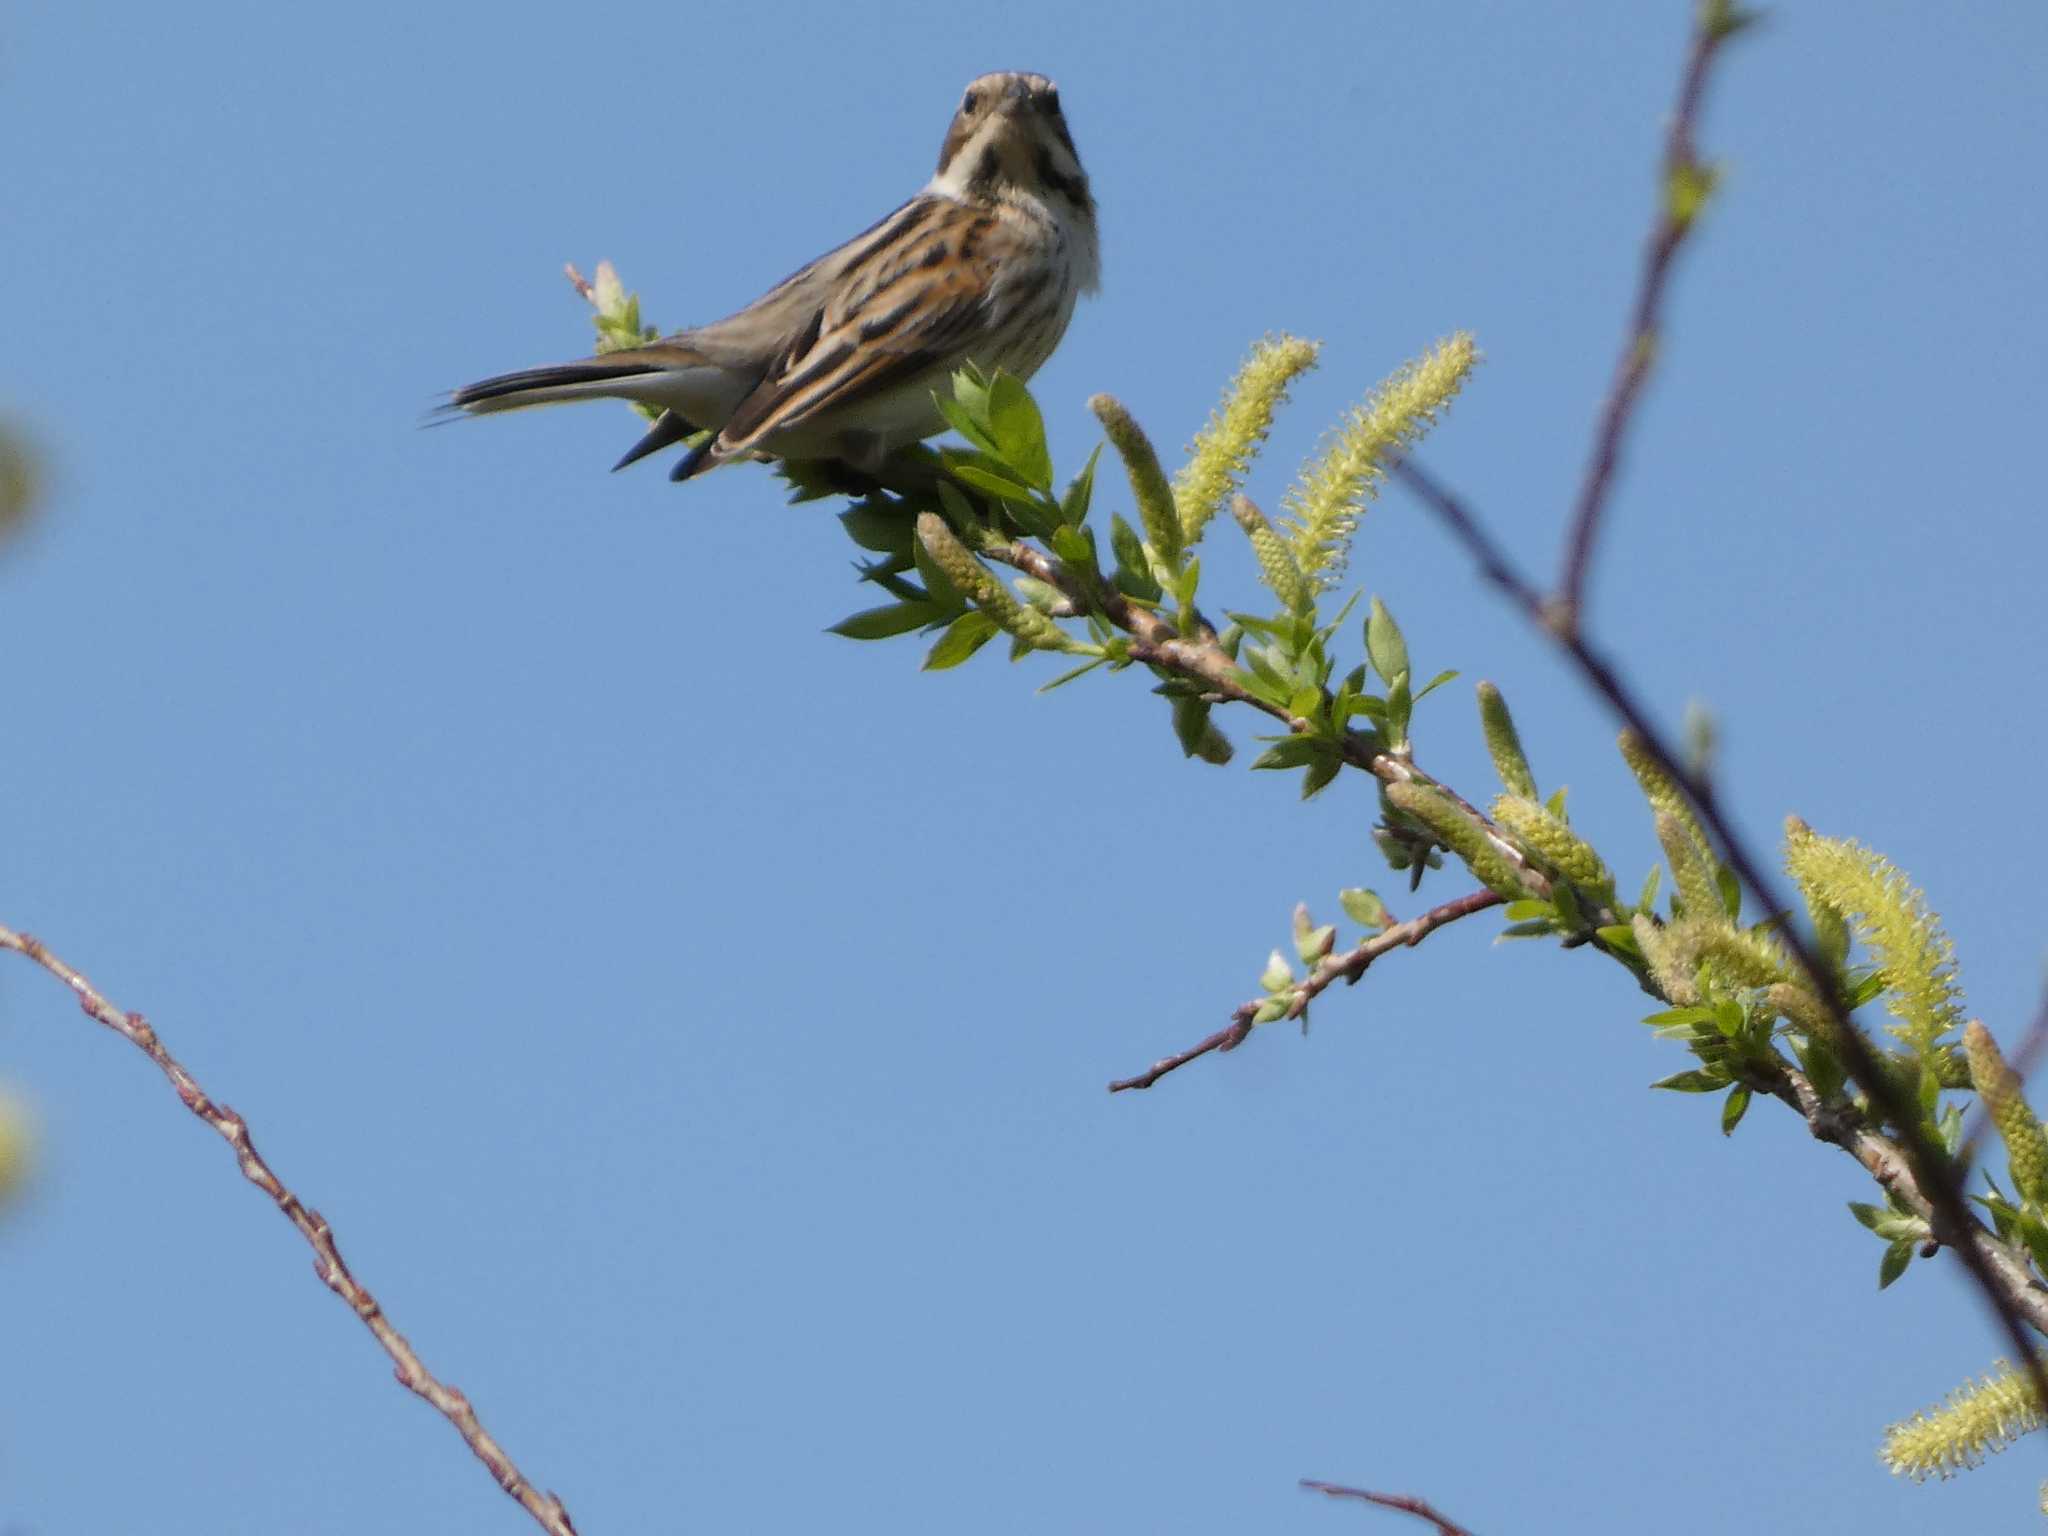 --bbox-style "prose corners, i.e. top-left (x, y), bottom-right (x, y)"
top-left (1767, 981), bottom-right (1838, 1040)
top-left (1881, 1359), bottom-right (2047, 1481)
top-left (1090, 394), bottom-right (1181, 565)
top-left (1655, 811), bottom-right (1721, 922)
top-left (1282, 332), bottom-right (1477, 592)
top-left (1231, 496), bottom-right (1308, 612)
top-left (1492, 794), bottom-right (1610, 894)
top-left (1964, 1021), bottom-right (2048, 1205)
top-left (1477, 682), bottom-right (1537, 799)
top-left (1783, 817), bottom-right (1963, 1054)
top-left (915, 514), bottom-right (1078, 653)
top-left (1385, 781), bottom-right (1528, 900)
top-left (1619, 729), bottom-right (1716, 877)
top-left (1690, 922), bottom-right (1794, 991)
top-left (1173, 334), bottom-right (1322, 548)
top-left (1634, 913), bottom-right (1699, 1006)
top-left (0, 1085), bottom-right (30, 1209)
